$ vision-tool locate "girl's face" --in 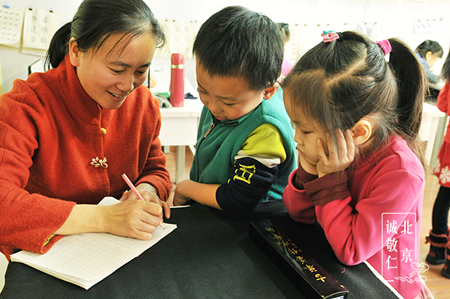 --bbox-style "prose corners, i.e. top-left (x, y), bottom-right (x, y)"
top-left (284, 95), bottom-right (328, 166)
top-left (425, 51), bottom-right (442, 69)
top-left (69, 32), bottom-right (156, 110)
